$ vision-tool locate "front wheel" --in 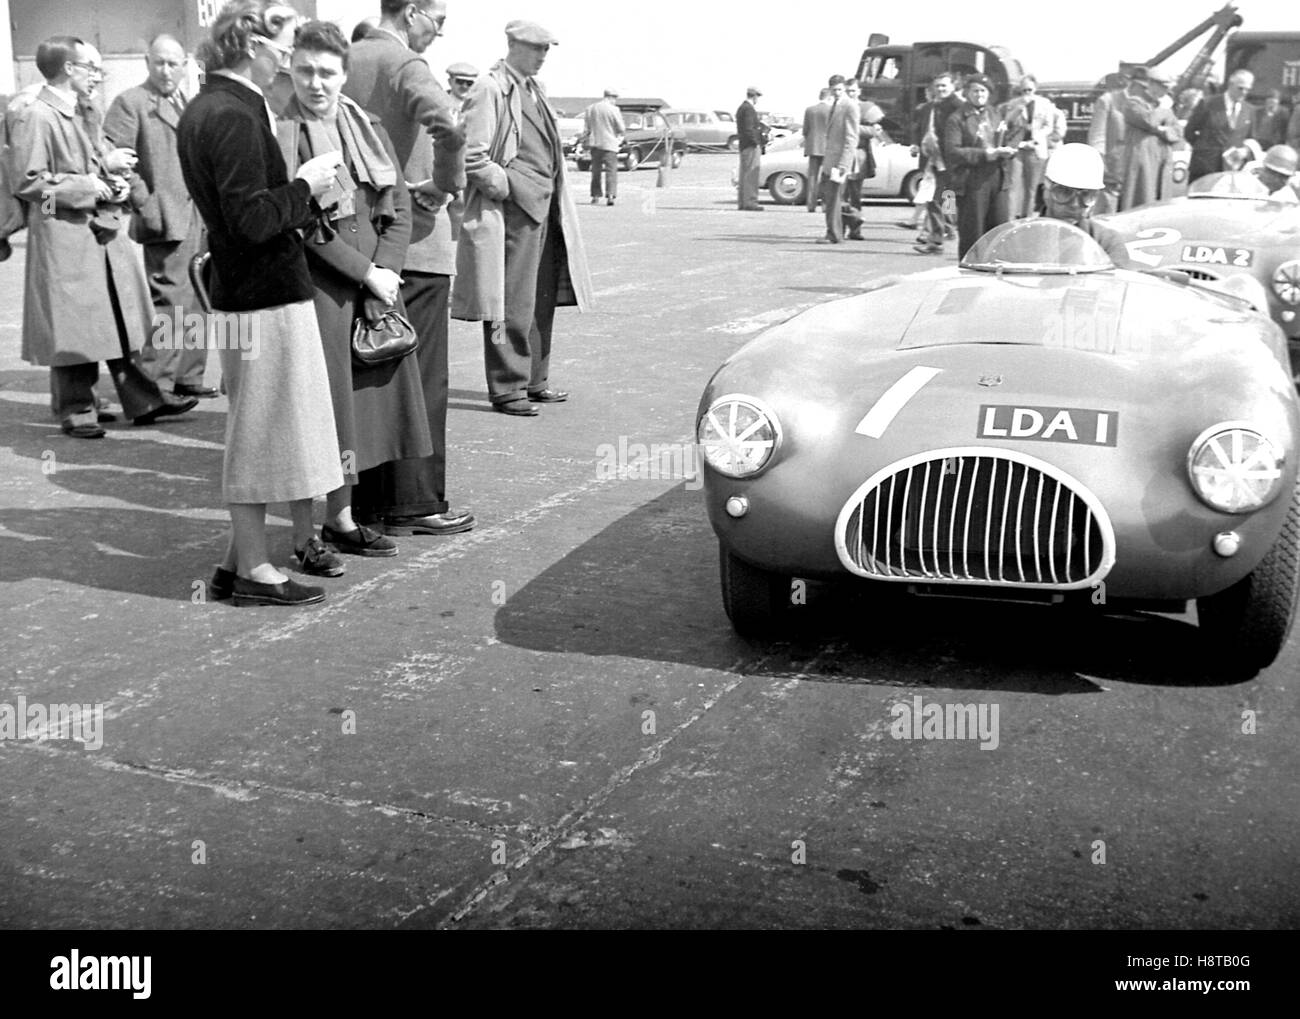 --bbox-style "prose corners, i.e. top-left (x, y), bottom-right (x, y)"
top-left (726, 136), bottom-right (739, 151)
top-left (1197, 476), bottom-right (1300, 678)
top-left (768, 171), bottom-right (806, 205)
top-left (720, 545), bottom-right (791, 638)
